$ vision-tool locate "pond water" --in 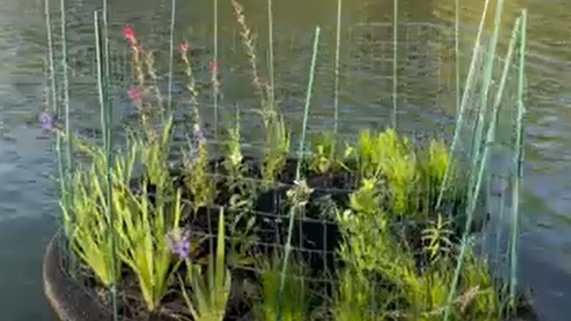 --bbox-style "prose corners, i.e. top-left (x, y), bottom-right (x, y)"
top-left (1, 0), bottom-right (570, 320)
